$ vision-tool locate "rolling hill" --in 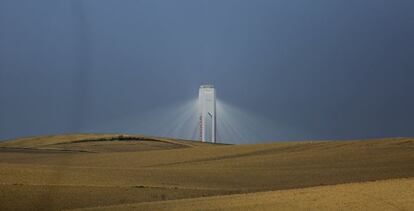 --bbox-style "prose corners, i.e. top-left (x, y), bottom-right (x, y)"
top-left (0, 134), bottom-right (413, 210)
